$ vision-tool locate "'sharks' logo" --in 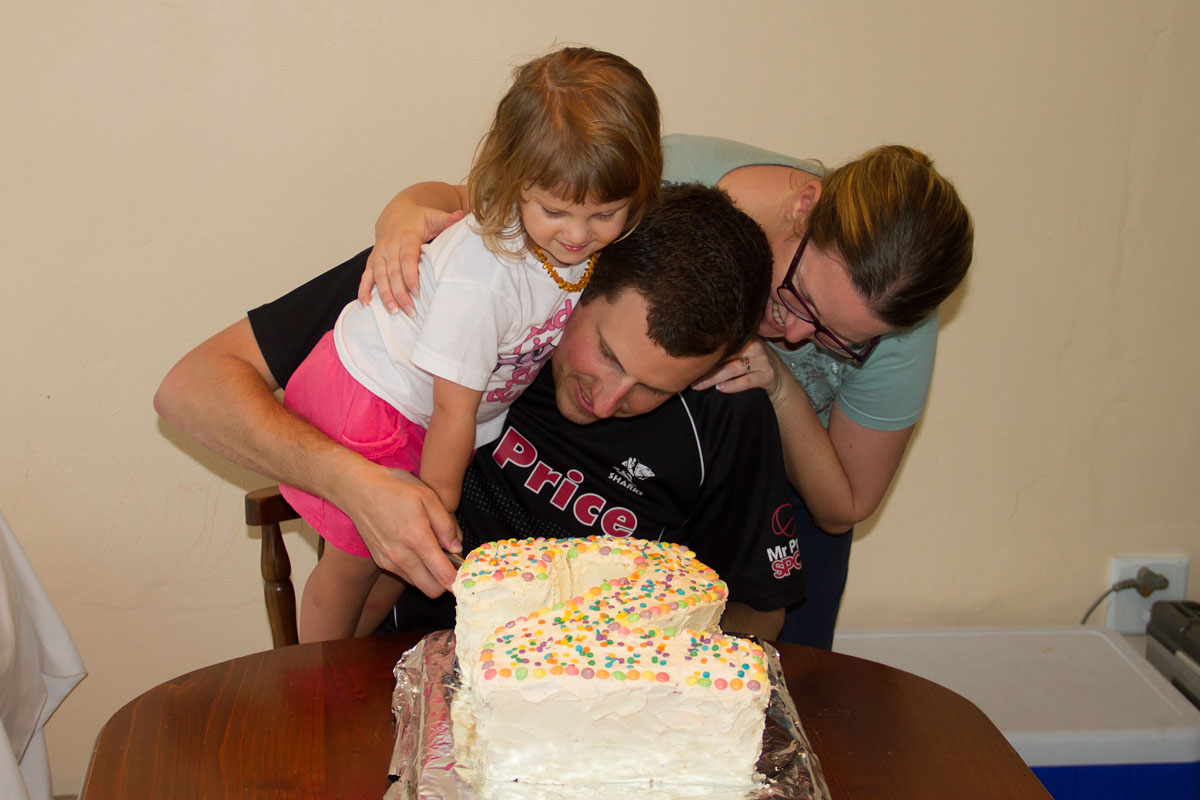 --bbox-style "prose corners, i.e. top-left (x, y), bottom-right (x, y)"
top-left (620, 457), bottom-right (655, 481)
top-left (608, 457), bottom-right (654, 496)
